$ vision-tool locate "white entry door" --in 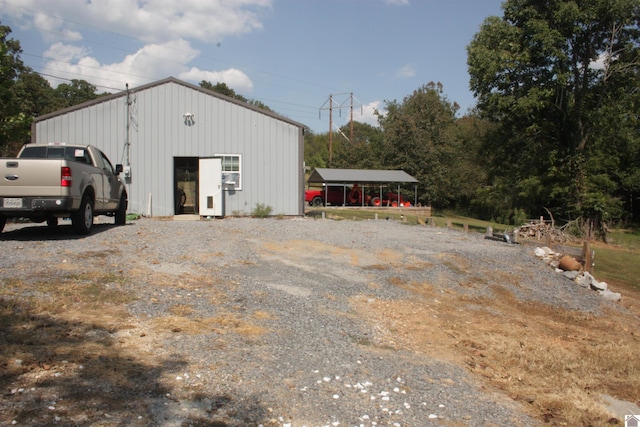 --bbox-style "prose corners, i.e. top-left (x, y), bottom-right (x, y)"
top-left (198, 157), bottom-right (223, 216)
